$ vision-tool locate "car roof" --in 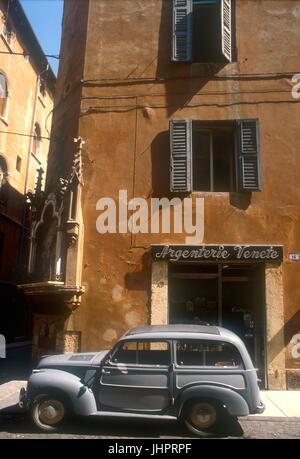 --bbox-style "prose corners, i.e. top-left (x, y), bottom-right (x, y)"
top-left (124, 324), bottom-right (220, 337)
top-left (121, 324), bottom-right (245, 346)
